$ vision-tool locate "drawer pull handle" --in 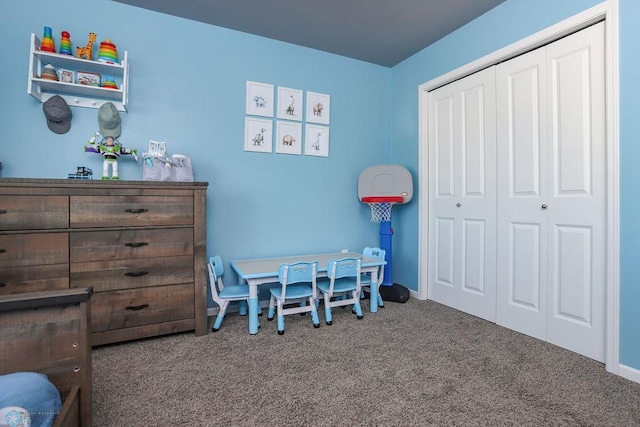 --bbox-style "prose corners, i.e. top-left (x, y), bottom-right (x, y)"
top-left (0, 283), bottom-right (5, 288)
top-left (0, 249), bottom-right (5, 254)
top-left (124, 208), bottom-right (148, 214)
top-left (0, 210), bottom-right (6, 214)
top-left (124, 242), bottom-right (149, 248)
top-left (125, 271), bottom-right (148, 277)
top-left (125, 303), bottom-right (149, 311)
